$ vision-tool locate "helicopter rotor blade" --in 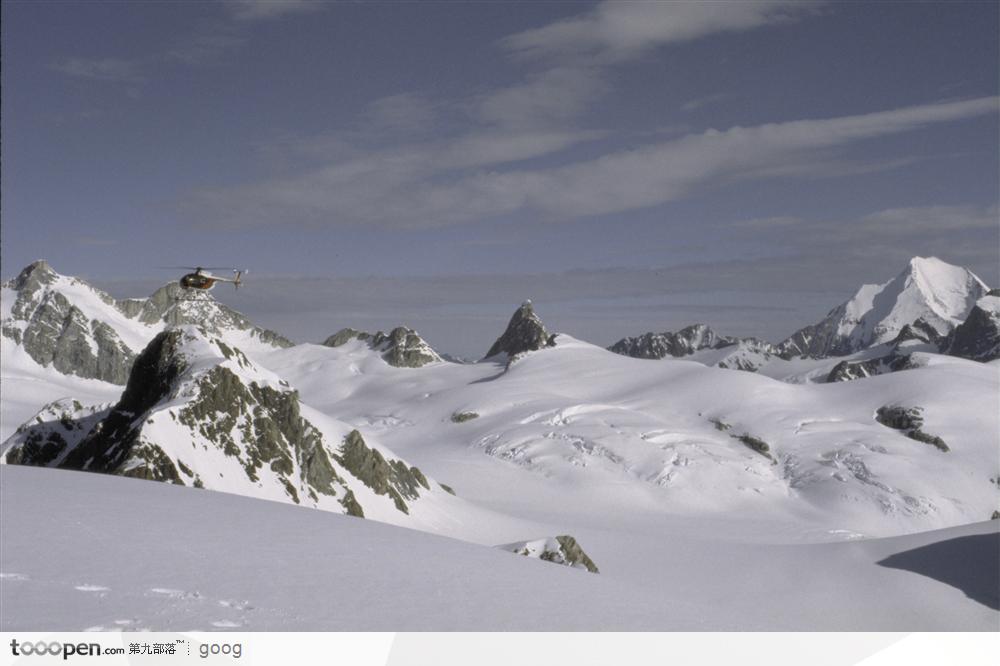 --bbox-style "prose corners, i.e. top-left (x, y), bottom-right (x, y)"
top-left (156, 266), bottom-right (238, 271)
